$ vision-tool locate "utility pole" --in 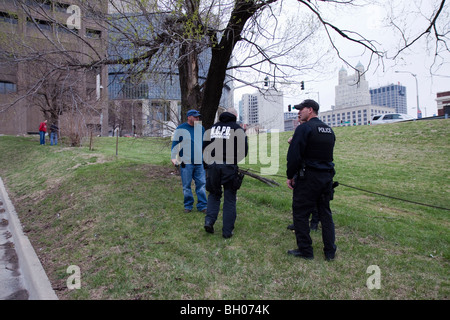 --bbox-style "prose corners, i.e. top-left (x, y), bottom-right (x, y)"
top-left (395, 71), bottom-right (419, 118)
